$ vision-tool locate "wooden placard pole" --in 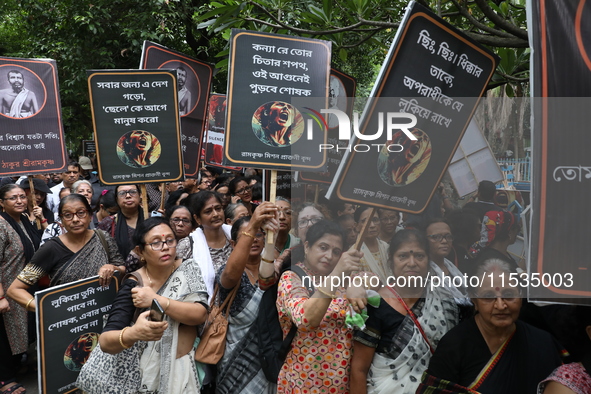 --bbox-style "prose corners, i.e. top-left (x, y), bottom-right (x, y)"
top-left (159, 182), bottom-right (166, 212)
top-left (266, 170), bottom-right (277, 244)
top-left (28, 175), bottom-right (41, 229)
top-left (352, 207), bottom-right (376, 252)
top-left (140, 184), bottom-right (149, 219)
top-left (314, 185), bottom-right (319, 204)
